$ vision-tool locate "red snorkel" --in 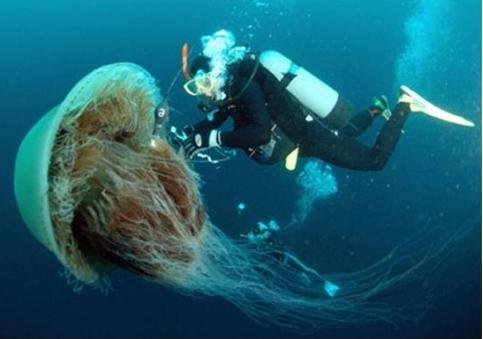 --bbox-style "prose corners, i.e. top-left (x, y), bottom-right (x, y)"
top-left (181, 43), bottom-right (192, 81)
